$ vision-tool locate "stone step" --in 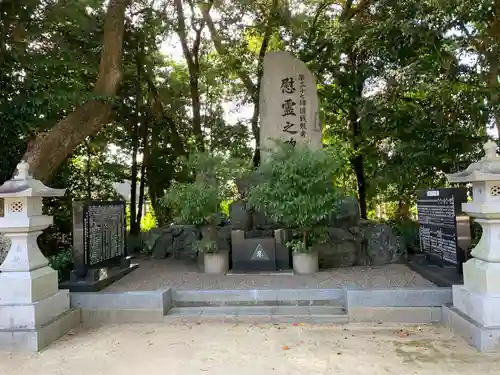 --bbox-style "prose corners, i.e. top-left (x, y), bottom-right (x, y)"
top-left (172, 288), bottom-right (345, 308)
top-left (165, 305), bottom-right (348, 324)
